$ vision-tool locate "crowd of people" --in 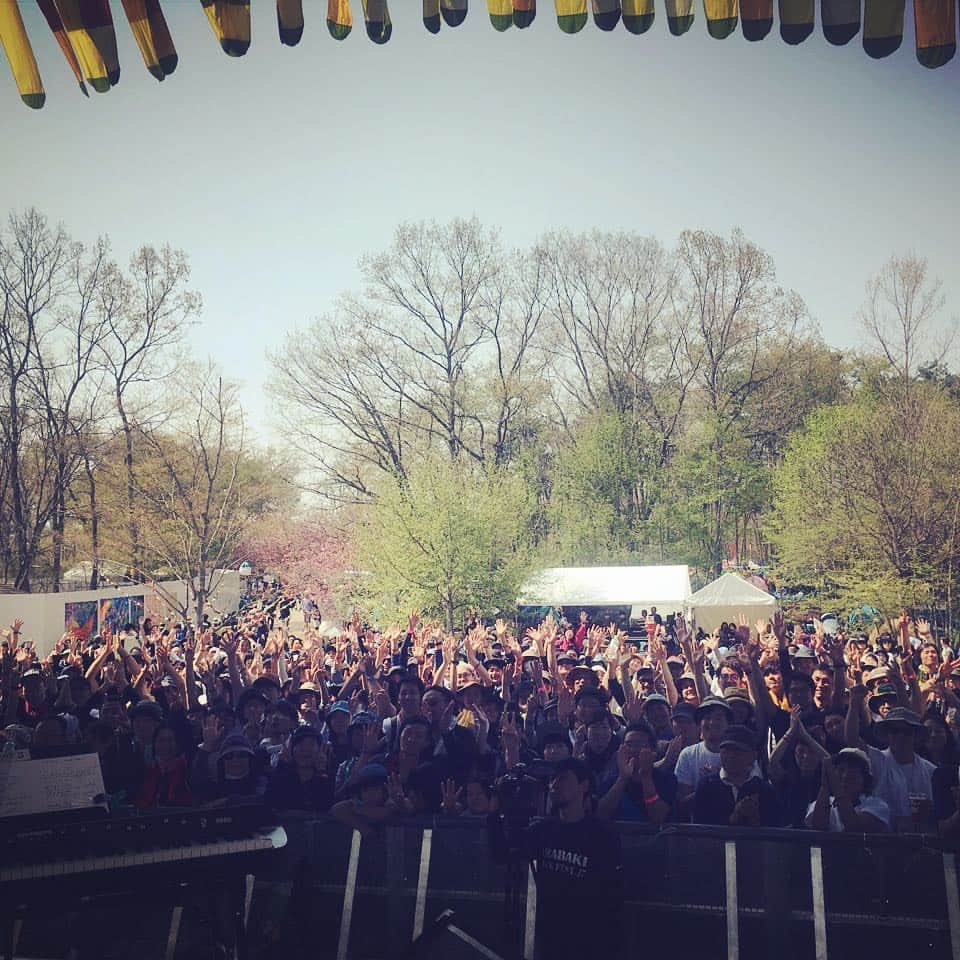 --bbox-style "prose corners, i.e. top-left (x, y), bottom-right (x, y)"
top-left (2, 595), bottom-right (957, 840)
